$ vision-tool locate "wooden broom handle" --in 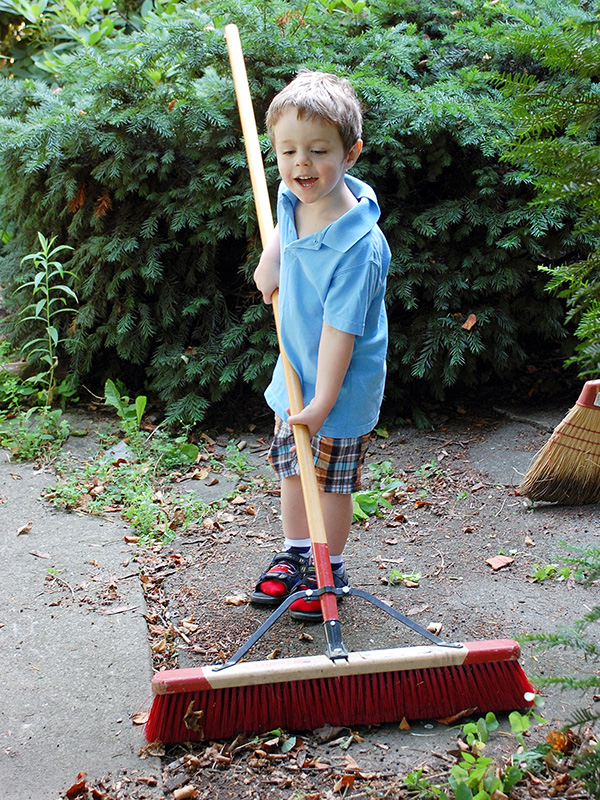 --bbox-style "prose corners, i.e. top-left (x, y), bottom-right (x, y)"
top-left (225, 25), bottom-right (337, 603)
